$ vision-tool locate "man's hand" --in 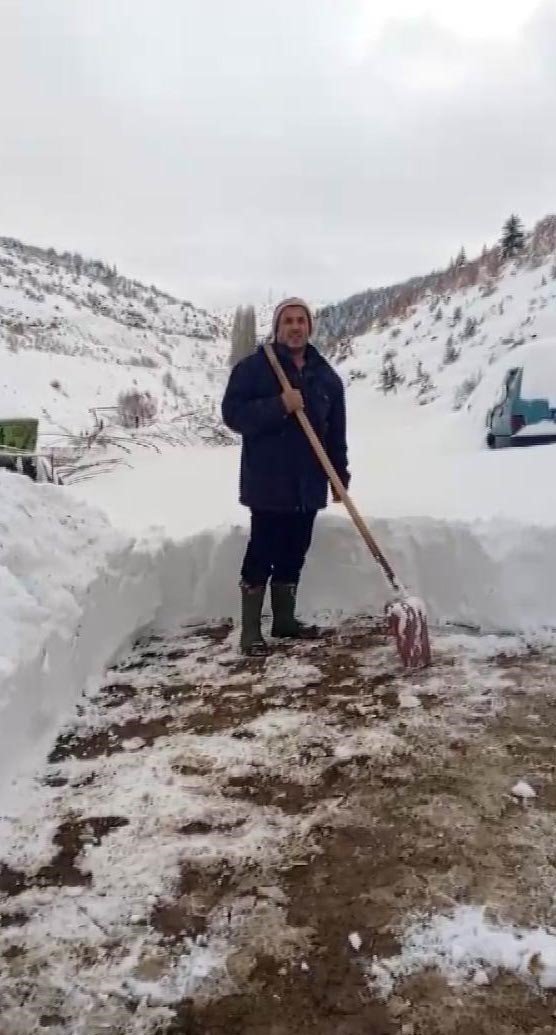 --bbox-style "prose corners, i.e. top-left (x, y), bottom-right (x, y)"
top-left (281, 387), bottom-right (304, 415)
